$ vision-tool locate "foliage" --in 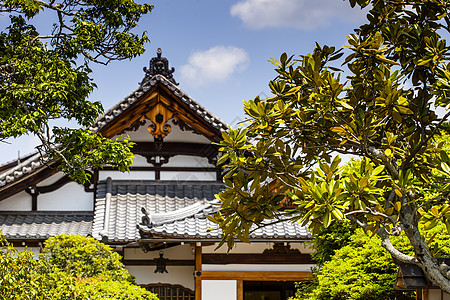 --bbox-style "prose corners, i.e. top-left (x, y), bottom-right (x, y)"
top-left (0, 0), bottom-right (153, 182)
top-left (213, 0), bottom-right (450, 292)
top-left (298, 229), bottom-right (414, 300)
top-left (41, 234), bottom-right (133, 282)
top-left (309, 219), bottom-right (354, 265)
top-left (295, 222), bottom-right (450, 300)
top-left (0, 233), bottom-right (158, 300)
